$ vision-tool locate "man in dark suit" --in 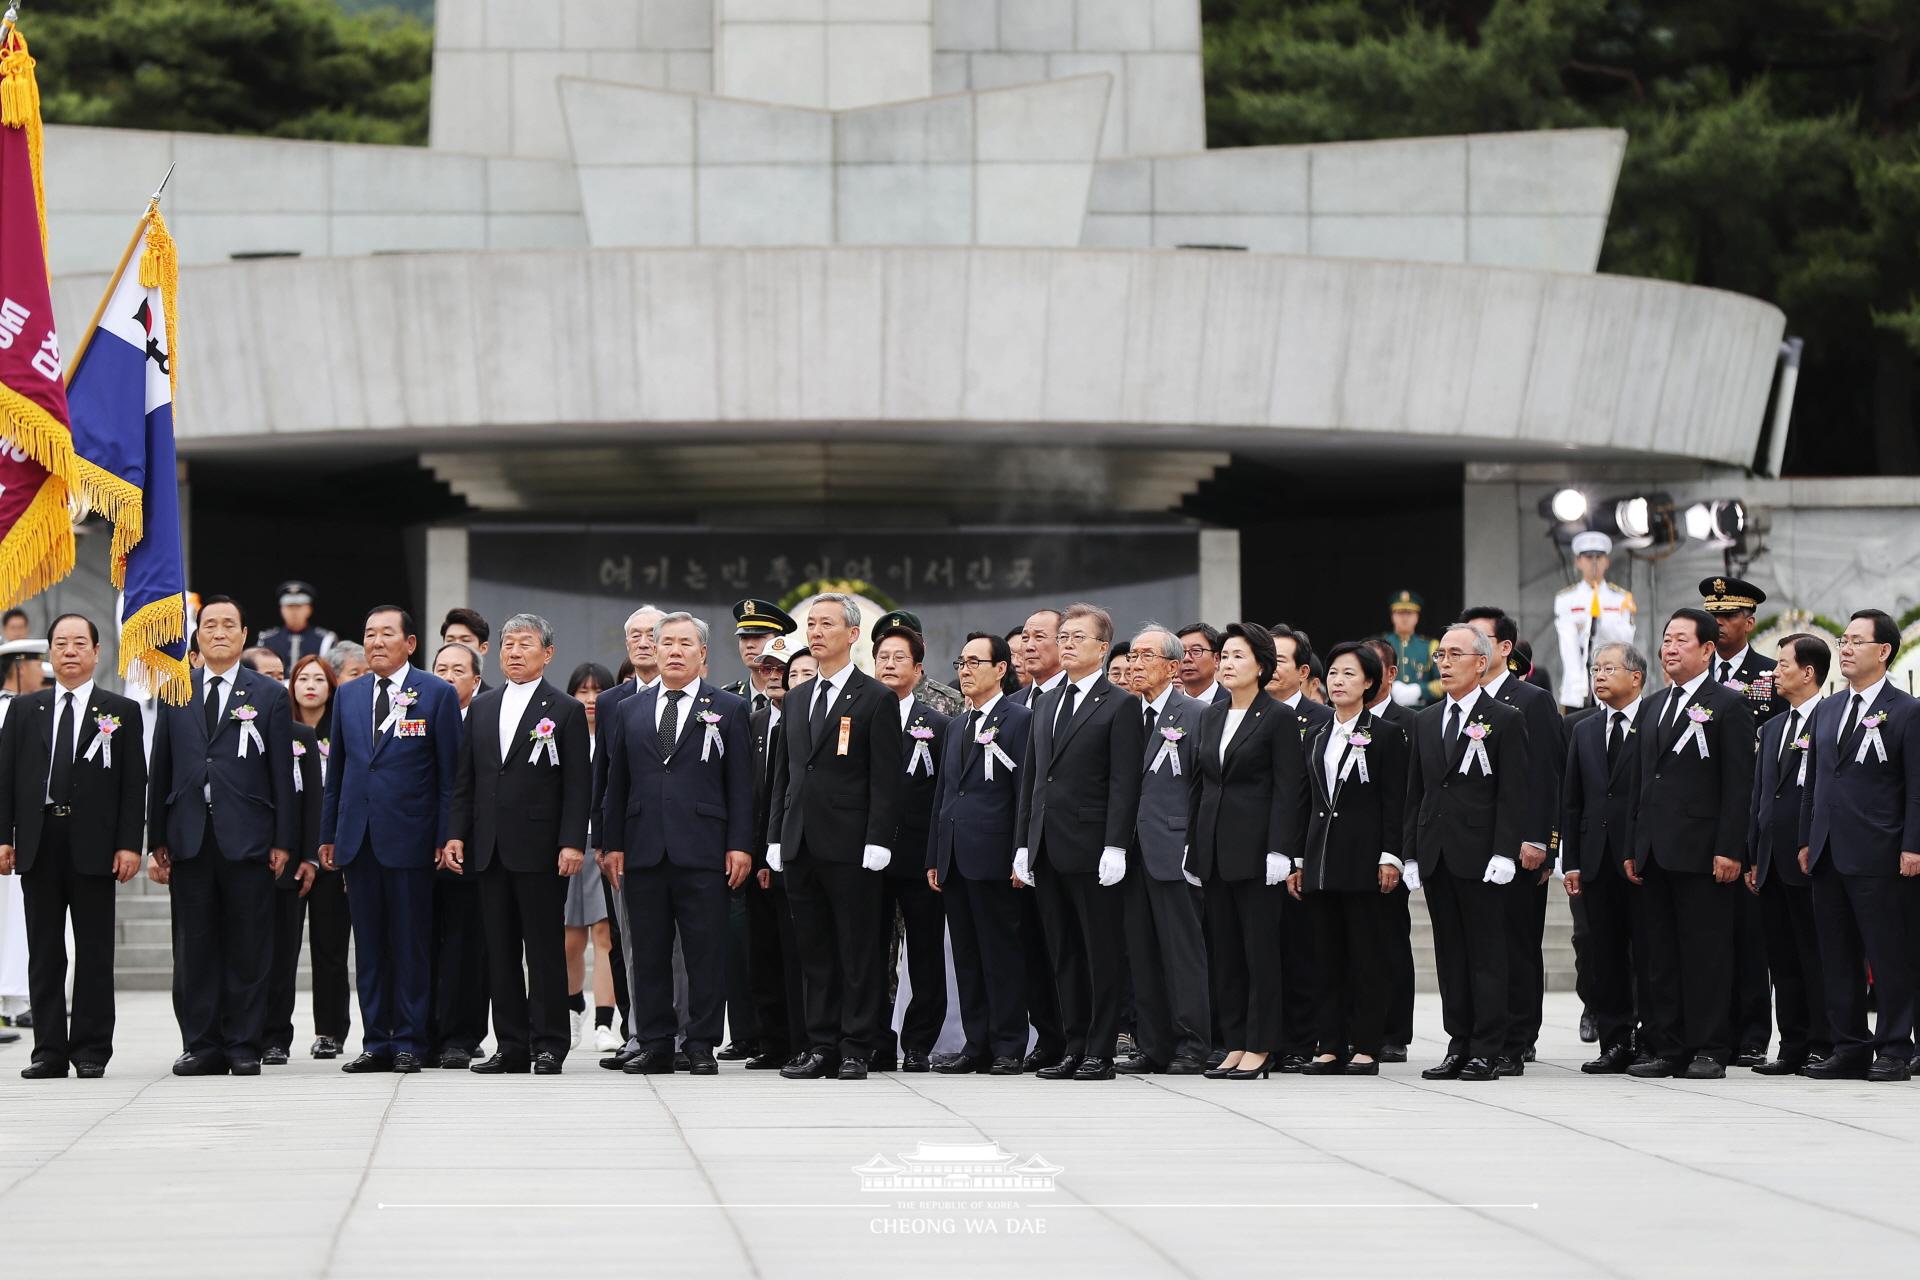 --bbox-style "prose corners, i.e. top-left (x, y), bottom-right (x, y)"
top-left (1625, 608), bottom-right (1756, 1079)
top-left (929, 632), bottom-right (1032, 1075)
top-left (1747, 632), bottom-right (1831, 1075)
top-left (1364, 637), bottom-right (1417, 1058)
top-left (149, 597), bottom-right (297, 1076)
top-left (871, 618), bottom-right (949, 1072)
top-left (1008, 608), bottom-right (1067, 1068)
top-left (743, 645), bottom-right (805, 1070)
top-left (0, 614), bottom-right (146, 1079)
top-left (1403, 623), bottom-right (1529, 1081)
top-left (1798, 609), bottom-right (1920, 1081)
top-left (1701, 576), bottom-right (1780, 1066)
top-left (1461, 606), bottom-right (1567, 1073)
top-left (1264, 624), bottom-right (1330, 1069)
top-left (261, 656), bottom-right (324, 1067)
top-left (1176, 623), bottom-right (1231, 707)
top-left (320, 605), bottom-right (463, 1074)
top-left (766, 595), bottom-right (905, 1079)
top-left (601, 612), bottom-right (751, 1075)
top-left (446, 613), bottom-right (592, 1074)
top-left (1559, 640), bottom-right (1647, 1073)
top-left (1014, 602), bottom-right (1146, 1081)
top-left (1117, 626), bottom-right (1209, 1075)
top-left (426, 640), bottom-right (490, 1069)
